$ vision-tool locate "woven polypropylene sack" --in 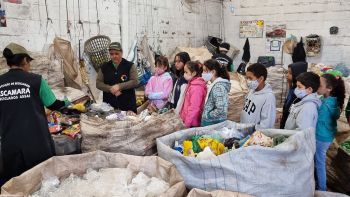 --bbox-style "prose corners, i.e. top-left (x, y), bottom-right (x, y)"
top-left (81, 110), bottom-right (185, 156)
top-left (157, 121), bottom-right (316, 197)
top-left (1, 151), bottom-right (187, 197)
